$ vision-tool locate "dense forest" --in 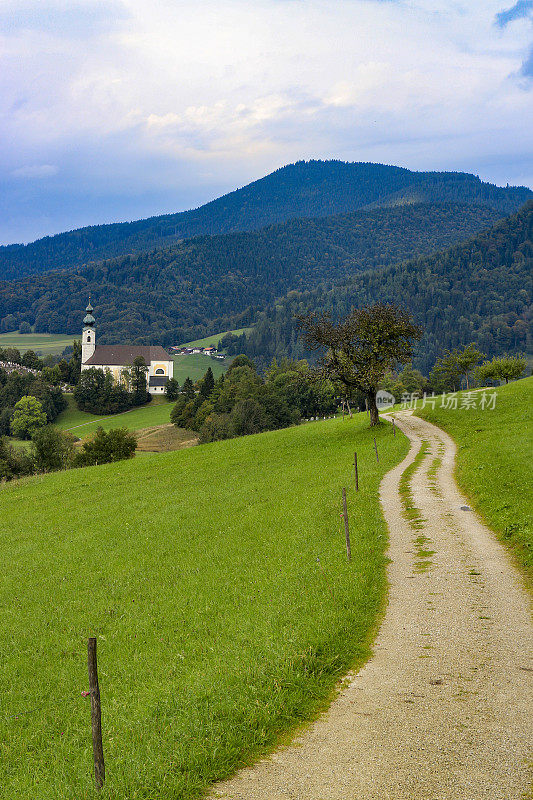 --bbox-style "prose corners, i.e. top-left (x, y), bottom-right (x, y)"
top-left (1, 160), bottom-right (530, 280)
top-left (0, 202), bottom-right (503, 344)
top-left (229, 200), bottom-right (533, 373)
